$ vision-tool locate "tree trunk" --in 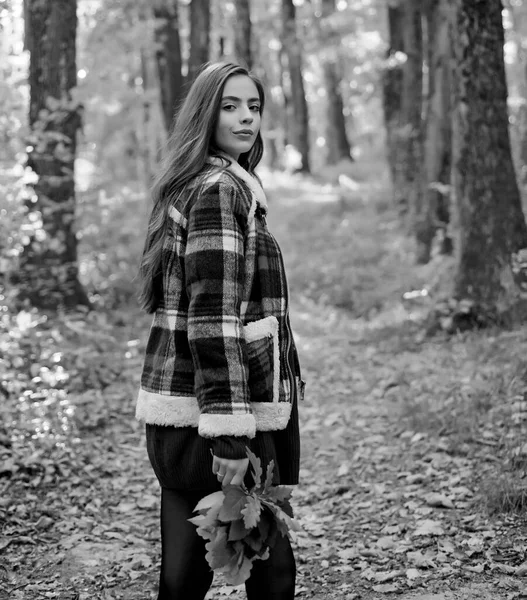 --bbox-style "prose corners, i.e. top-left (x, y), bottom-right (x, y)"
top-left (323, 62), bottom-right (352, 164)
top-left (416, 0), bottom-right (452, 263)
top-left (281, 0), bottom-right (310, 173)
top-left (320, 0), bottom-right (352, 165)
top-left (140, 47), bottom-right (160, 188)
top-left (20, 0), bottom-right (89, 310)
top-left (449, 0), bottom-right (527, 316)
top-left (382, 5), bottom-right (406, 209)
top-left (152, 0), bottom-right (184, 131)
top-left (383, 1), bottom-right (423, 218)
top-left (234, 0), bottom-right (252, 69)
top-left (401, 0), bottom-right (424, 226)
top-left (506, 0), bottom-right (527, 186)
top-left (188, 0), bottom-right (211, 84)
